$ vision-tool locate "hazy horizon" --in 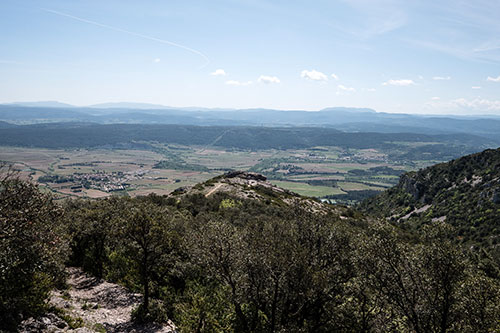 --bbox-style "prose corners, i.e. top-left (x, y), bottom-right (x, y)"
top-left (5, 100), bottom-right (500, 118)
top-left (2, 1), bottom-right (500, 115)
